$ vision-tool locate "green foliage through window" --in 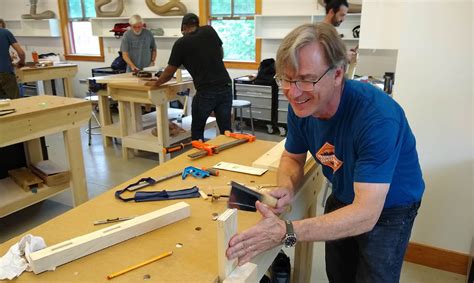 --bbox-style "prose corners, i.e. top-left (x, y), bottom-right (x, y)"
top-left (67, 0), bottom-right (96, 20)
top-left (210, 0), bottom-right (256, 62)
